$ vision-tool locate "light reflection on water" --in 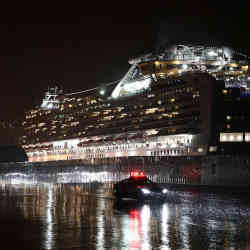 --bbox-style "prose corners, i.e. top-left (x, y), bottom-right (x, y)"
top-left (0, 173), bottom-right (250, 249)
top-left (44, 185), bottom-right (54, 250)
top-left (1, 170), bottom-right (123, 184)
